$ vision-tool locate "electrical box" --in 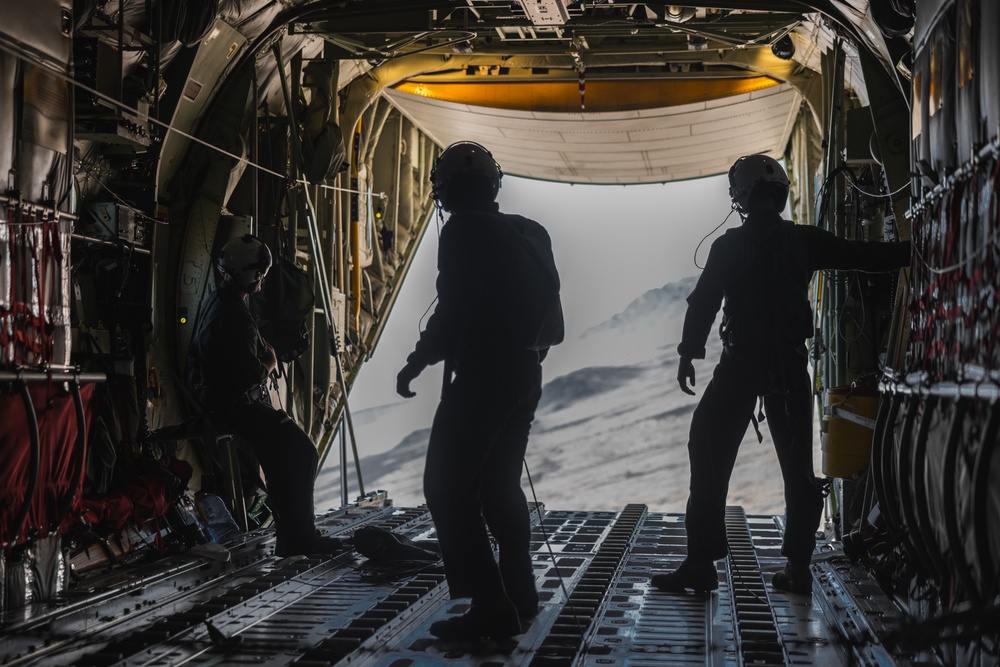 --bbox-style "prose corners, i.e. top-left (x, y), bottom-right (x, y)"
top-left (74, 38), bottom-right (152, 148)
top-left (85, 203), bottom-right (151, 247)
top-left (519, 0), bottom-right (570, 26)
